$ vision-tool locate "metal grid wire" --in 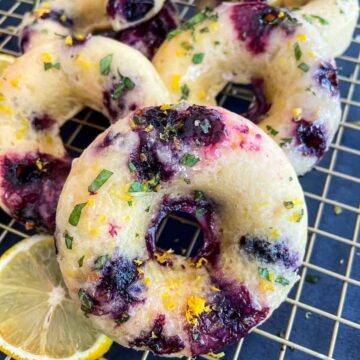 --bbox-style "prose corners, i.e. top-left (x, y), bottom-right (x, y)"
top-left (0, 1), bottom-right (359, 359)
